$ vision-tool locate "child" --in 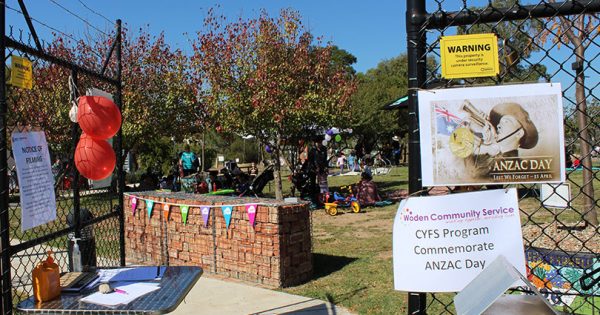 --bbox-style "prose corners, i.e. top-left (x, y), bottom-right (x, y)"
top-left (336, 152), bottom-right (346, 174)
top-left (347, 151), bottom-right (357, 172)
